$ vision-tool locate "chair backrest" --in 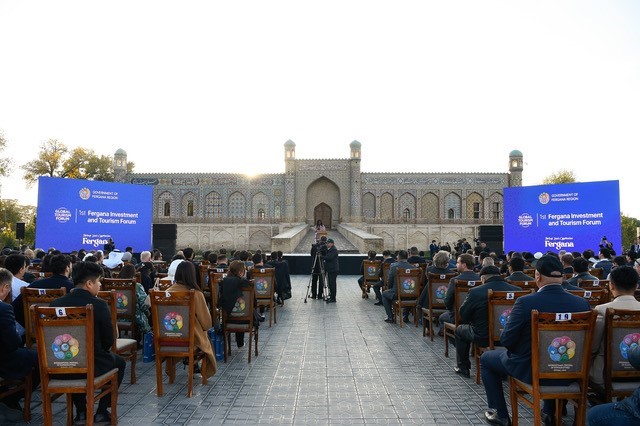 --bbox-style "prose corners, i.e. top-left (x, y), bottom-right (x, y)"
top-left (567, 289), bottom-right (611, 307)
top-left (34, 305), bottom-right (94, 383)
top-left (531, 310), bottom-right (596, 383)
top-left (427, 274), bottom-right (454, 310)
top-left (412, 263), bottom-right (428, 287)
top-left (487, 289), bottom-right (532, 349)
top-left (198, 264), bottom-right (210, 291)
top-left (523, 269), bottom-right (536, 278)
top-left (604, 308), bottom-right (640, 383)
top-left (381, 262), bottom-right (391, 290)
top-left (96, 290), bottom-right (118, 342)
top-left (22, 287), bottom-right (68, 348)
top-left (251, 268), bottom-right (275, 300)
top-left (33, 272), bottom-right (54, 281)
top-left (452, 279), bottom-right (481, 325)
top-left (506, 280), bottom-right (538, 292)
top-left (396, 268), bottom-right (422, 301)
top-left (590, 268), bottom-right (604, 279)
top-left (578, 279), bottom-right (609, 289)
top-left (363, 260), bottom-right (382, 285)
top-left (564, 273), bottom-right (574, 280)
top-left (222, 282), bottom-right (255, 323)
top-left (101, 278), bottom-right (137, 328)
top-left (208, 270), bottom-right (227, 318)
top-left (149, 290), bottom-right (195, 355)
